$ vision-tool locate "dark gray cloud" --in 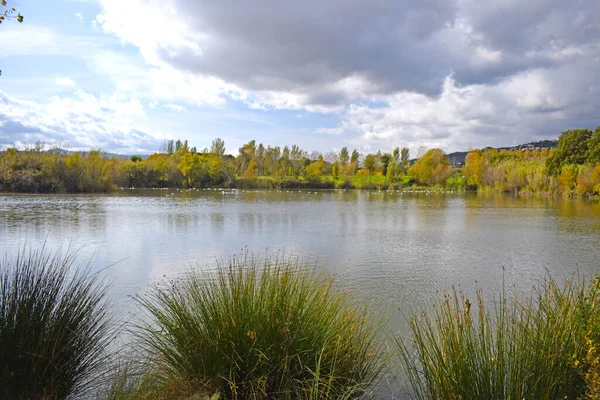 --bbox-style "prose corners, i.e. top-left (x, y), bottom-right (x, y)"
top-left (164, 0), bottom-right (458, 98)
top-left (102, 0), bottom-right (600, 109)
top-left (90, 0), bottom-right (600, 153)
